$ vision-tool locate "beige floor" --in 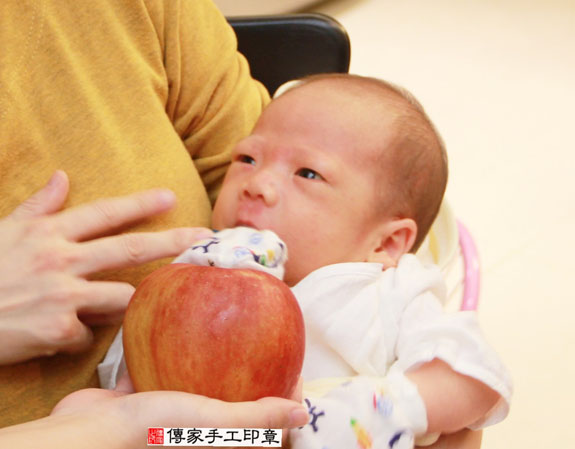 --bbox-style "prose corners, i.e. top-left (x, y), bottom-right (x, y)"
top-left (219, 1), bottom-right (575, 447)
